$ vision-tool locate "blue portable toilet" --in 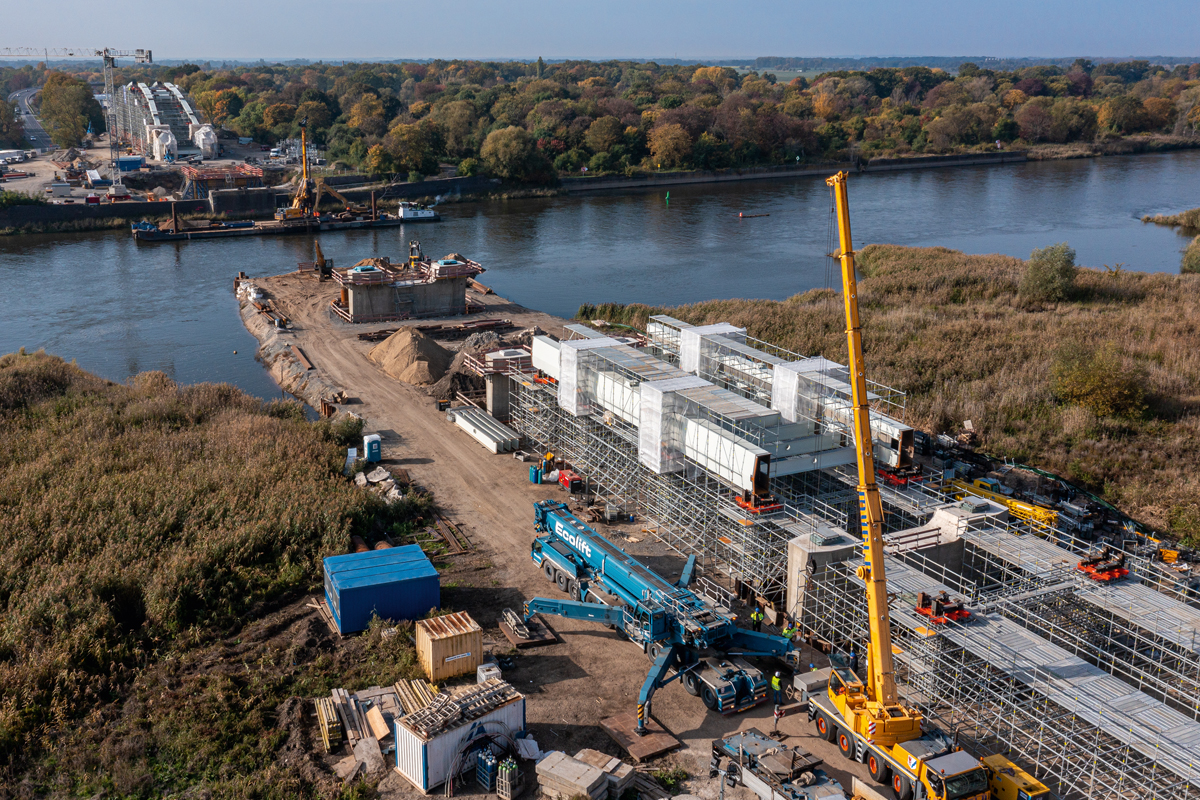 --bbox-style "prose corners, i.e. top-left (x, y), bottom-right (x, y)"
top-left (323, 545), bottom-right (439, 634)
top-left (364, 433), bottom-right (382, 463)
